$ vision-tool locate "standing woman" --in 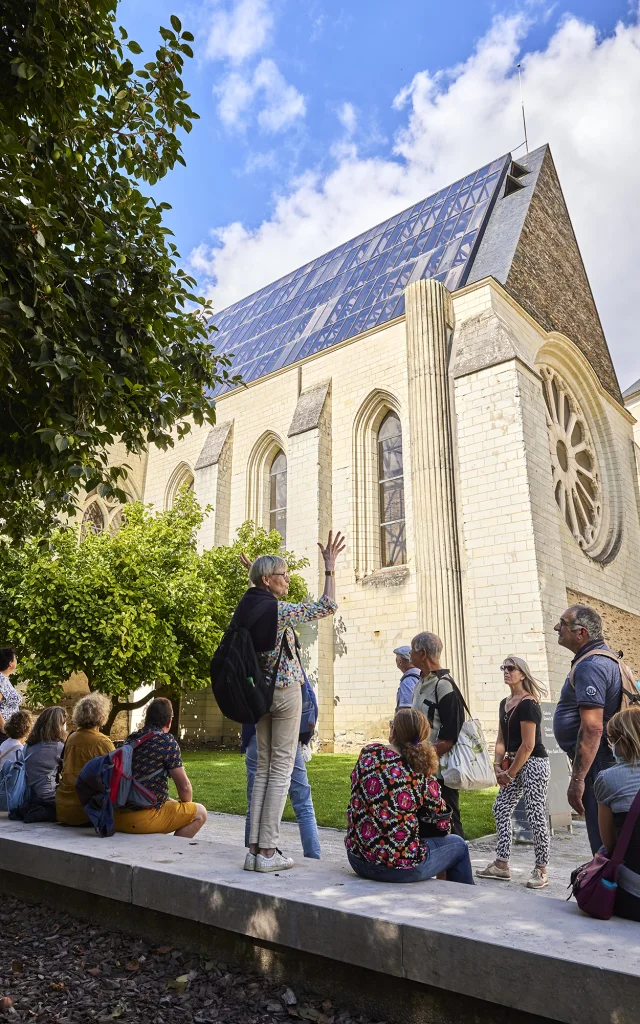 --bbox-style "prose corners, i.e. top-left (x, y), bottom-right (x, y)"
top-left (238, 531), bottom-right (345, 873)
top-left (477, 656), bottom-right (550, 889)
top-left (0, 646), bottom-right (23, 737)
